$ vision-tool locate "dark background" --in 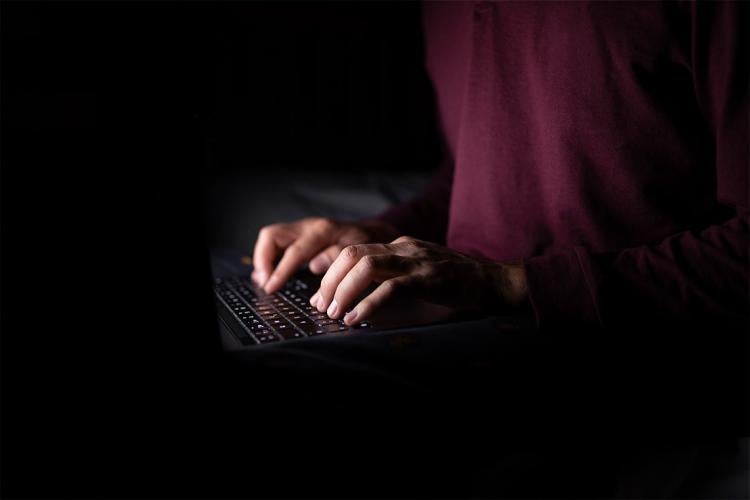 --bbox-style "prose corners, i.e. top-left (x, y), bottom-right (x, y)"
top-left (1, 2), bottom-right (448, 498)
top-left (2, 2), bottom-right (748, 499)
top-left (2, 1), bottom-right (440, 173)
